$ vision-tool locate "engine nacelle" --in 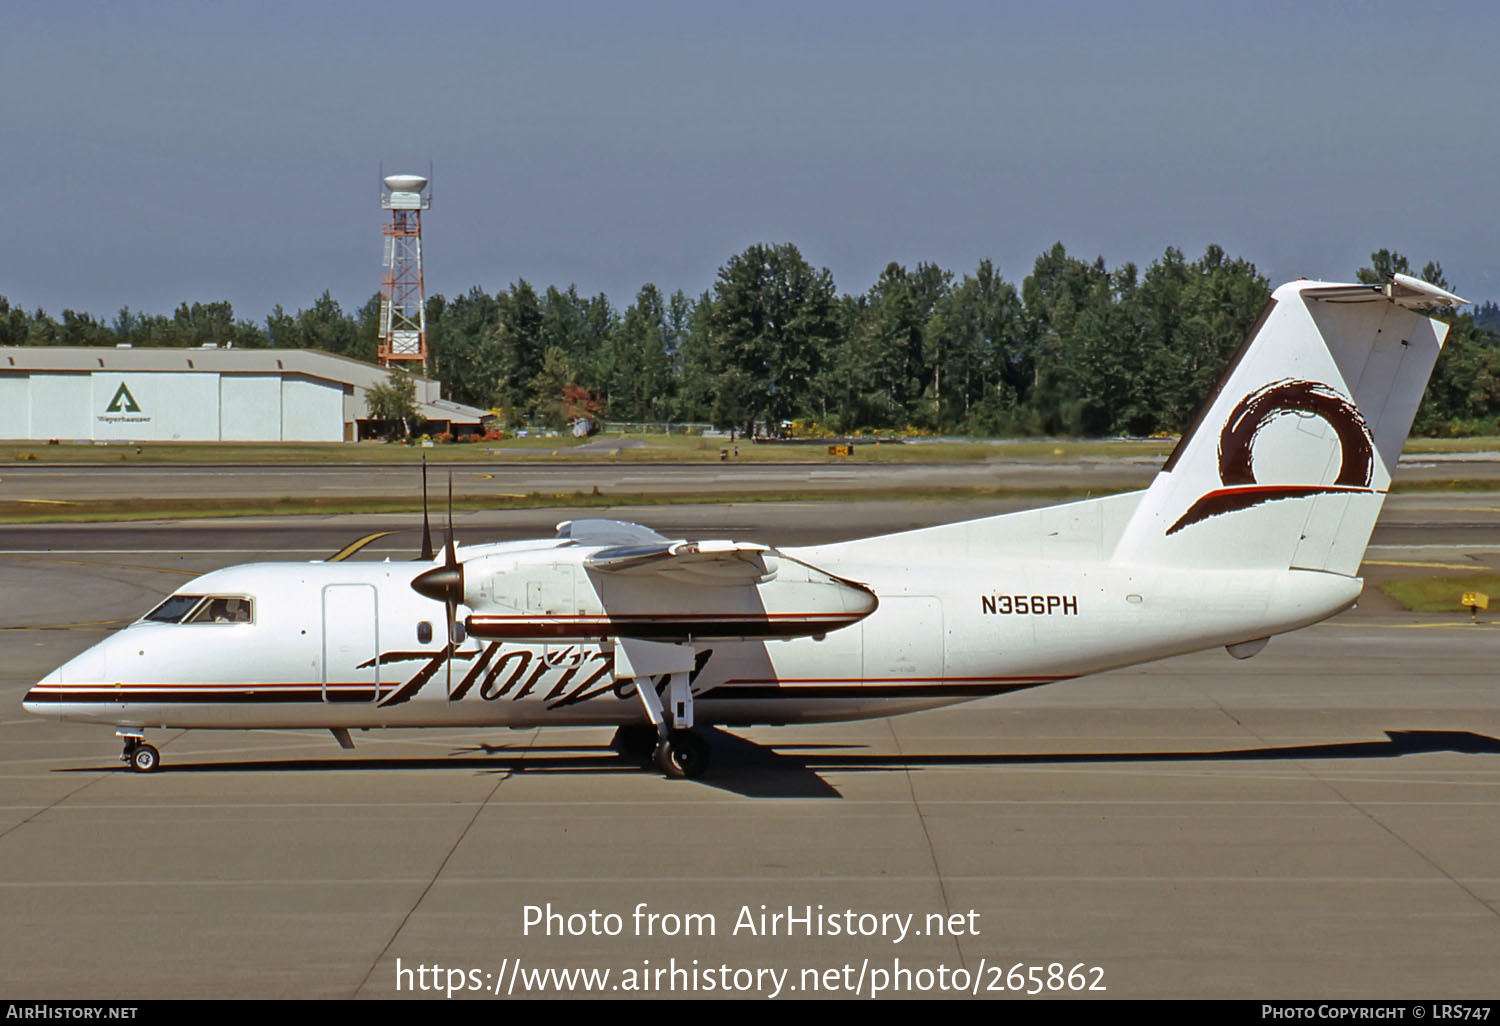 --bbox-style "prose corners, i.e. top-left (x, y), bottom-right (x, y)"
top-left (461, 547), bottom-right (877, 641)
